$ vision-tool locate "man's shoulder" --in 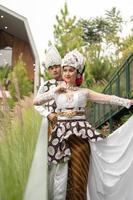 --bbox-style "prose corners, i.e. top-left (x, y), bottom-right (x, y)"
top-left (43, 79), bottom-right (57, 86)
top-left (39, 79), bottom-right (65, 89)
top-left (37, 79), bottom-right (56, 93)
top-left (38, 79), bottom-right (57, 92)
